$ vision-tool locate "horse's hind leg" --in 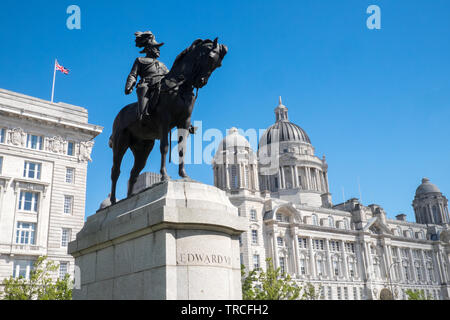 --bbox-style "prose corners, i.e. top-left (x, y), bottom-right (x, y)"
top-left (177, 126), bottom-right (190, 179)
top-left (127, 140), bottom-right (155, 197)
top-left (110, 131), bottom-right (130, 204)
